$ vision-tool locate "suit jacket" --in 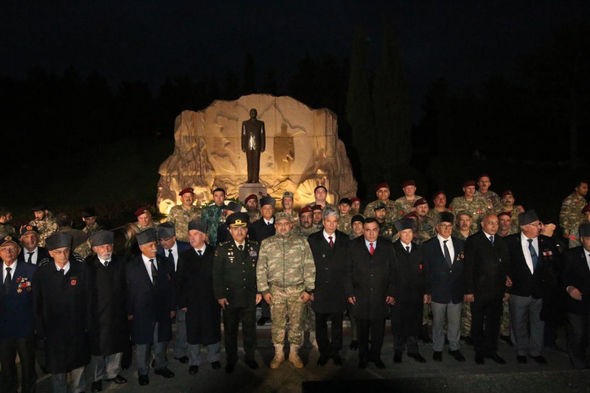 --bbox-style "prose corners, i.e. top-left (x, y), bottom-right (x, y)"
top-left (249, 218), bottom-right (276, 242)
top-left (213, 239), bottom-right (259, 308)
top-left (423, 236), bottom-right (465, 304)
top-left (126, 254), bottom-right (175, 344)
top-left (17, 246), bottom-right (50, 264)
top-left (0, 261), bottom-right (36, 339)
top-left (345, 236), bottom-right (395, 319)
top-left (157, 240), bottom-right (191, 272)
top-left (563, 246), bottom-right (590, 314)
top-left (307, 230), bottom-right (349, 314)
top-left (464, 231), bottom-right (510, 302)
